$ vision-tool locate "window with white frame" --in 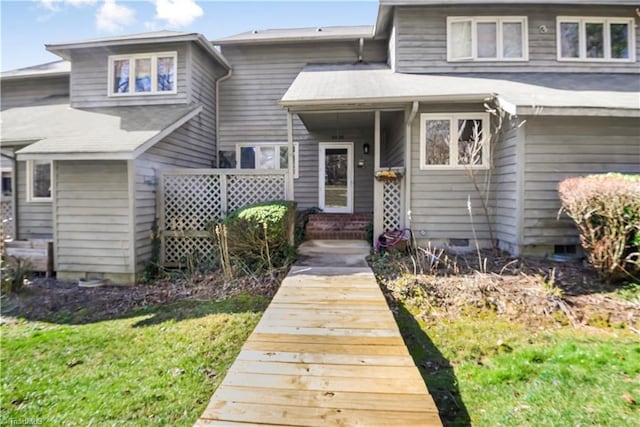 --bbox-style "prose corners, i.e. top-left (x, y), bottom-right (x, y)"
top-left (108, 52), bottom-right (177, 96)
top-left (557, 17), bottom-right (635, 61)
top-left (447, 17), bottom-right (528, 61)
top-left (27, 160), bottom-right (52, 202)
top-left (236, 143), bottom-right (299, 178)
top-left (420, 113), bottom-right (490, 170)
